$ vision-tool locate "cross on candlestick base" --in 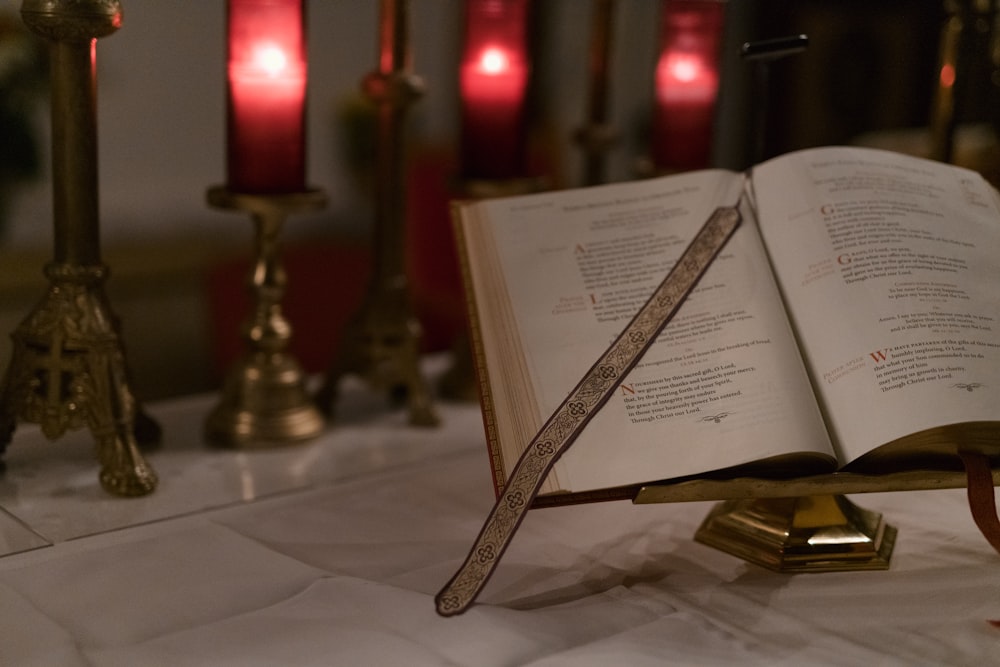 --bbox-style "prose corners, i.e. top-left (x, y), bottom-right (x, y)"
top-left (0, 263), bottom-right (159, 496)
